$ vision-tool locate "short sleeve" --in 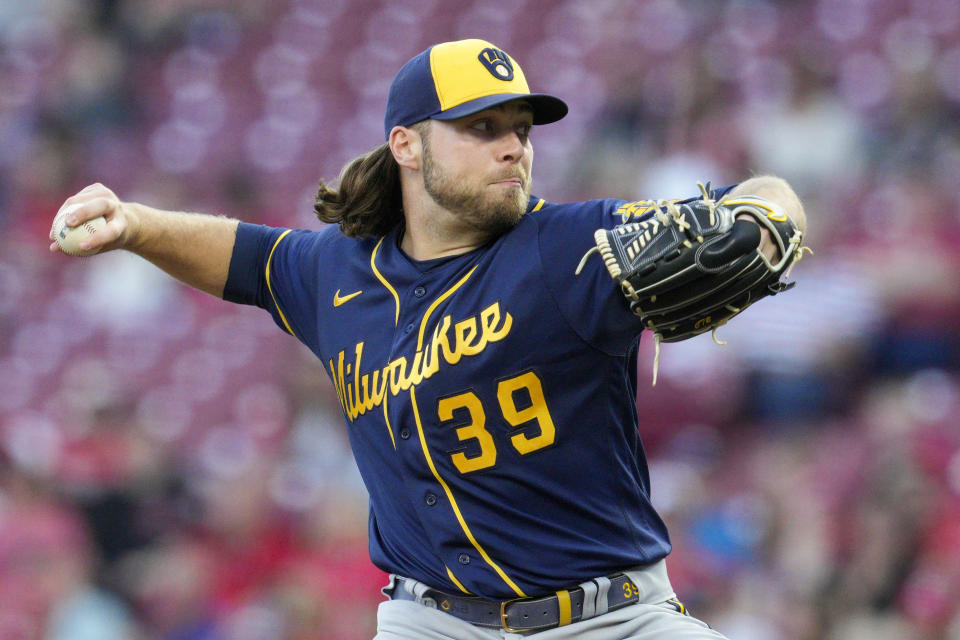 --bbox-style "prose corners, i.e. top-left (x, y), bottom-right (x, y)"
top-left (223, 222), bottom-right (324, 347)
